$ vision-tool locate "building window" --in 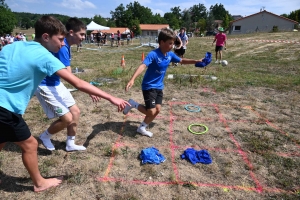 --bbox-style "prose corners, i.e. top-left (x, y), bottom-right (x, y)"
top-left (234, 26), bottom-right (241, 31)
